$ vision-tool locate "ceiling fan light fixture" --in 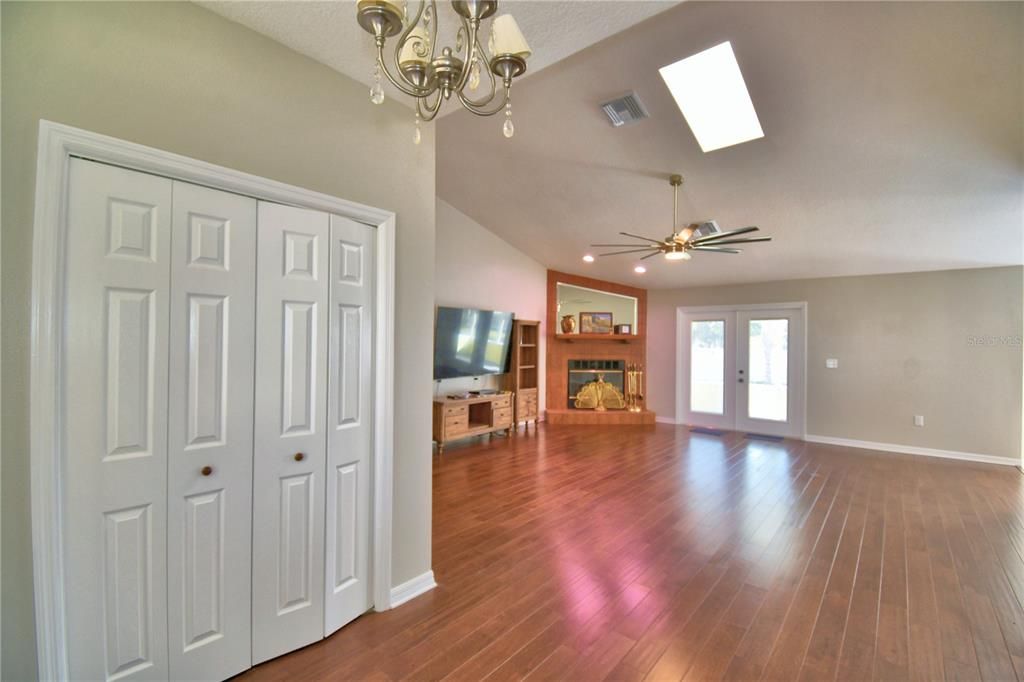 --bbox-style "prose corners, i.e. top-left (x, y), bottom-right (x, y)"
top-left (582, 254), bottom-right (595, 263)
top-left (589, 173), bottom-right (770, 268)
top-left (634, 265), bottom-right (647, 273)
